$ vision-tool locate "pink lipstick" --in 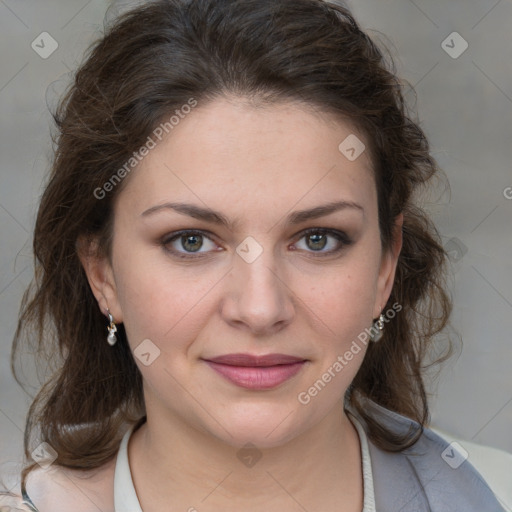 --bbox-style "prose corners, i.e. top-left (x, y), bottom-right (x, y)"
top-left (203, 353), bottom-right (307, 390)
